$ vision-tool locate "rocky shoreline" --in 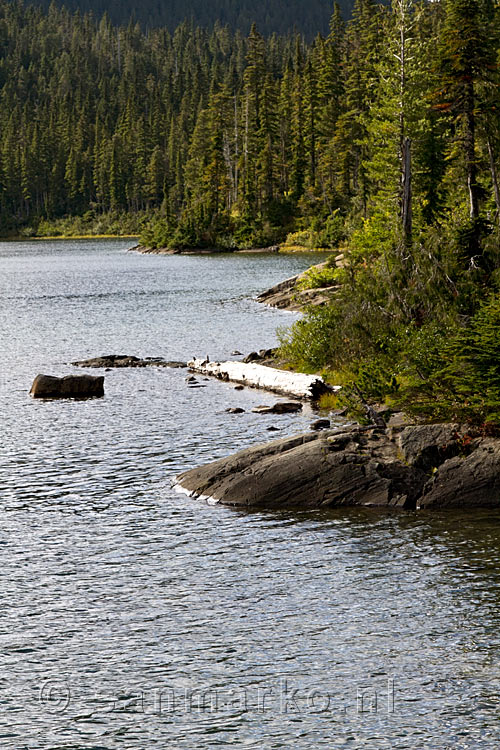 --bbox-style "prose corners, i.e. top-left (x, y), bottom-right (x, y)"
top-left (176, 422), bottom-right (500, 511)
top-left (56, 262), bottom-right (500, 513)
top-left (130, 244), bottom-right (281, 255)
top-left (61, 350), bottom-right (500, 513)
top-left (257, 259), bottom-right (343, 310)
